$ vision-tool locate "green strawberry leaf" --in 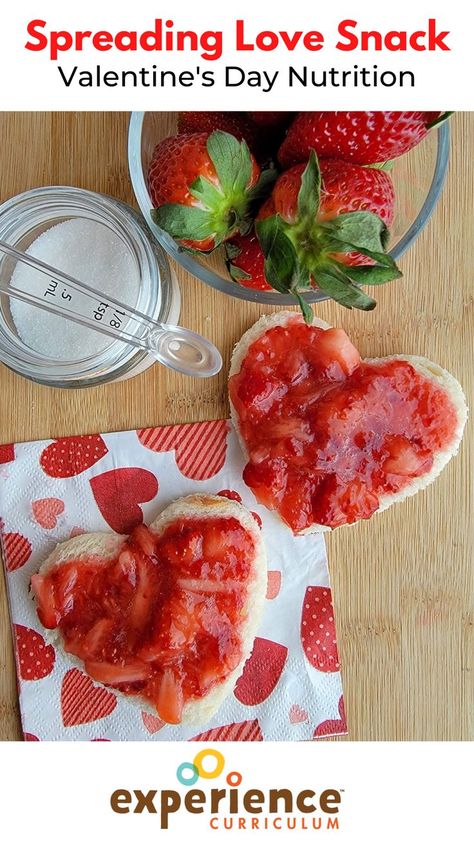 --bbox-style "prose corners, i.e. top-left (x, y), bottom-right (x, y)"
top-left (293, 290), bottom-right (314, 324)
top-left (256, 215), bottom-right (301, 294)
top-left (248, 167), bottom-right (278, 203)
top-left (206, 130), bottom-right (252, 196)
top-left (224, 241), bottom-right (242, 260)
top-left (297, 150), bottom-right (321, 222)
top-left (228, 264), bottom-right (251, 282)
top-left (189, 176), bottom-right (223, 211)
top-left (152, 204), bottom-right (216, 244)
top-left (366, 160), bottom-right (394, 172)
top-left (319, 211), bottom-right (390, 253)
top-left (341, 262), bottom-right (402, 285)
top-left (315, 265), bottom-right (377, 310)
